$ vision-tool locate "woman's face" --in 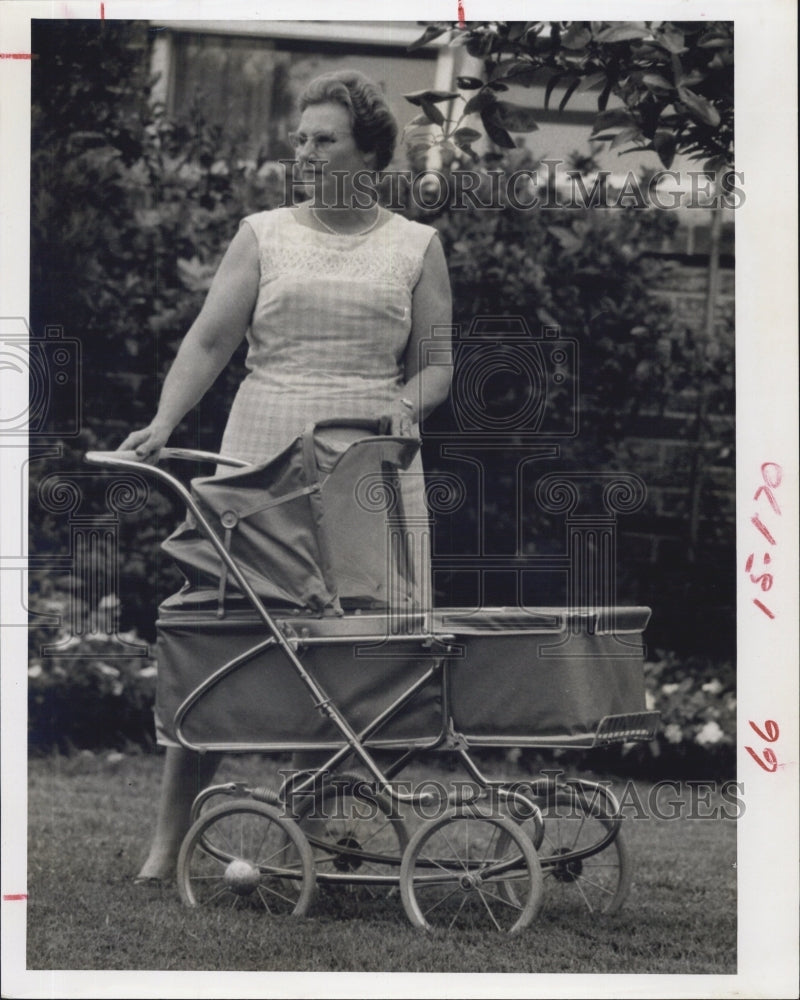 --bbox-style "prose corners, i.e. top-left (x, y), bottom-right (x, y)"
top-left (291, 101), bottom-right (375, 205)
